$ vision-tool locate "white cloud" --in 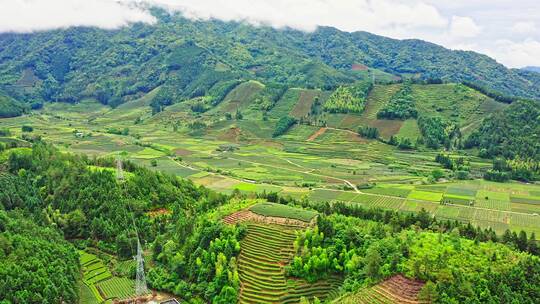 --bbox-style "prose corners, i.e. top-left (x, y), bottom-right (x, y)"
top-left (0, 0), bottom-right (448, 34)
top-left (511, 21), bottom-right (537, 34)
top-left (138, 0), bottom-right (448, 33)
top-left (0, 0), bottom-right (155, 33)
top-left (490, 39), bottom-right (540, 68)
top-left (449, 16), bottom-right (482, 38)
